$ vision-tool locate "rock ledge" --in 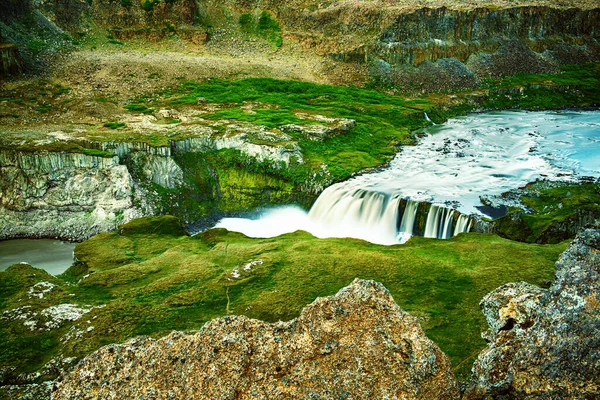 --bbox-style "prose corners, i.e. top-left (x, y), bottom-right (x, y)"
top-left (53, 279), bottom-right (459, 400)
